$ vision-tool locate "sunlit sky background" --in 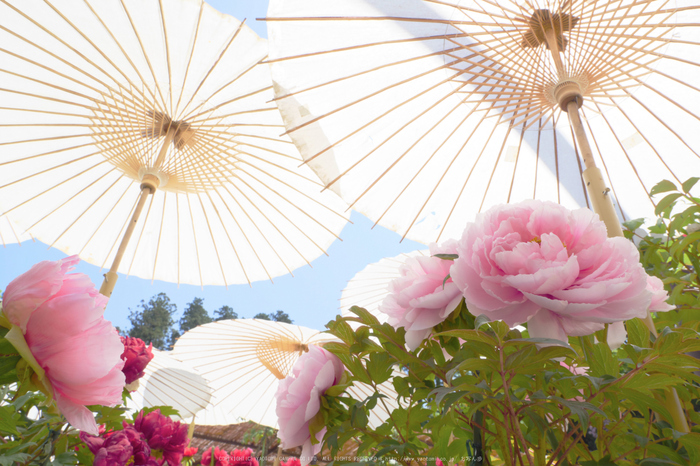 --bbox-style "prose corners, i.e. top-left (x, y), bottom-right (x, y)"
top-left (0, 0), bottom-right (424, 336)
